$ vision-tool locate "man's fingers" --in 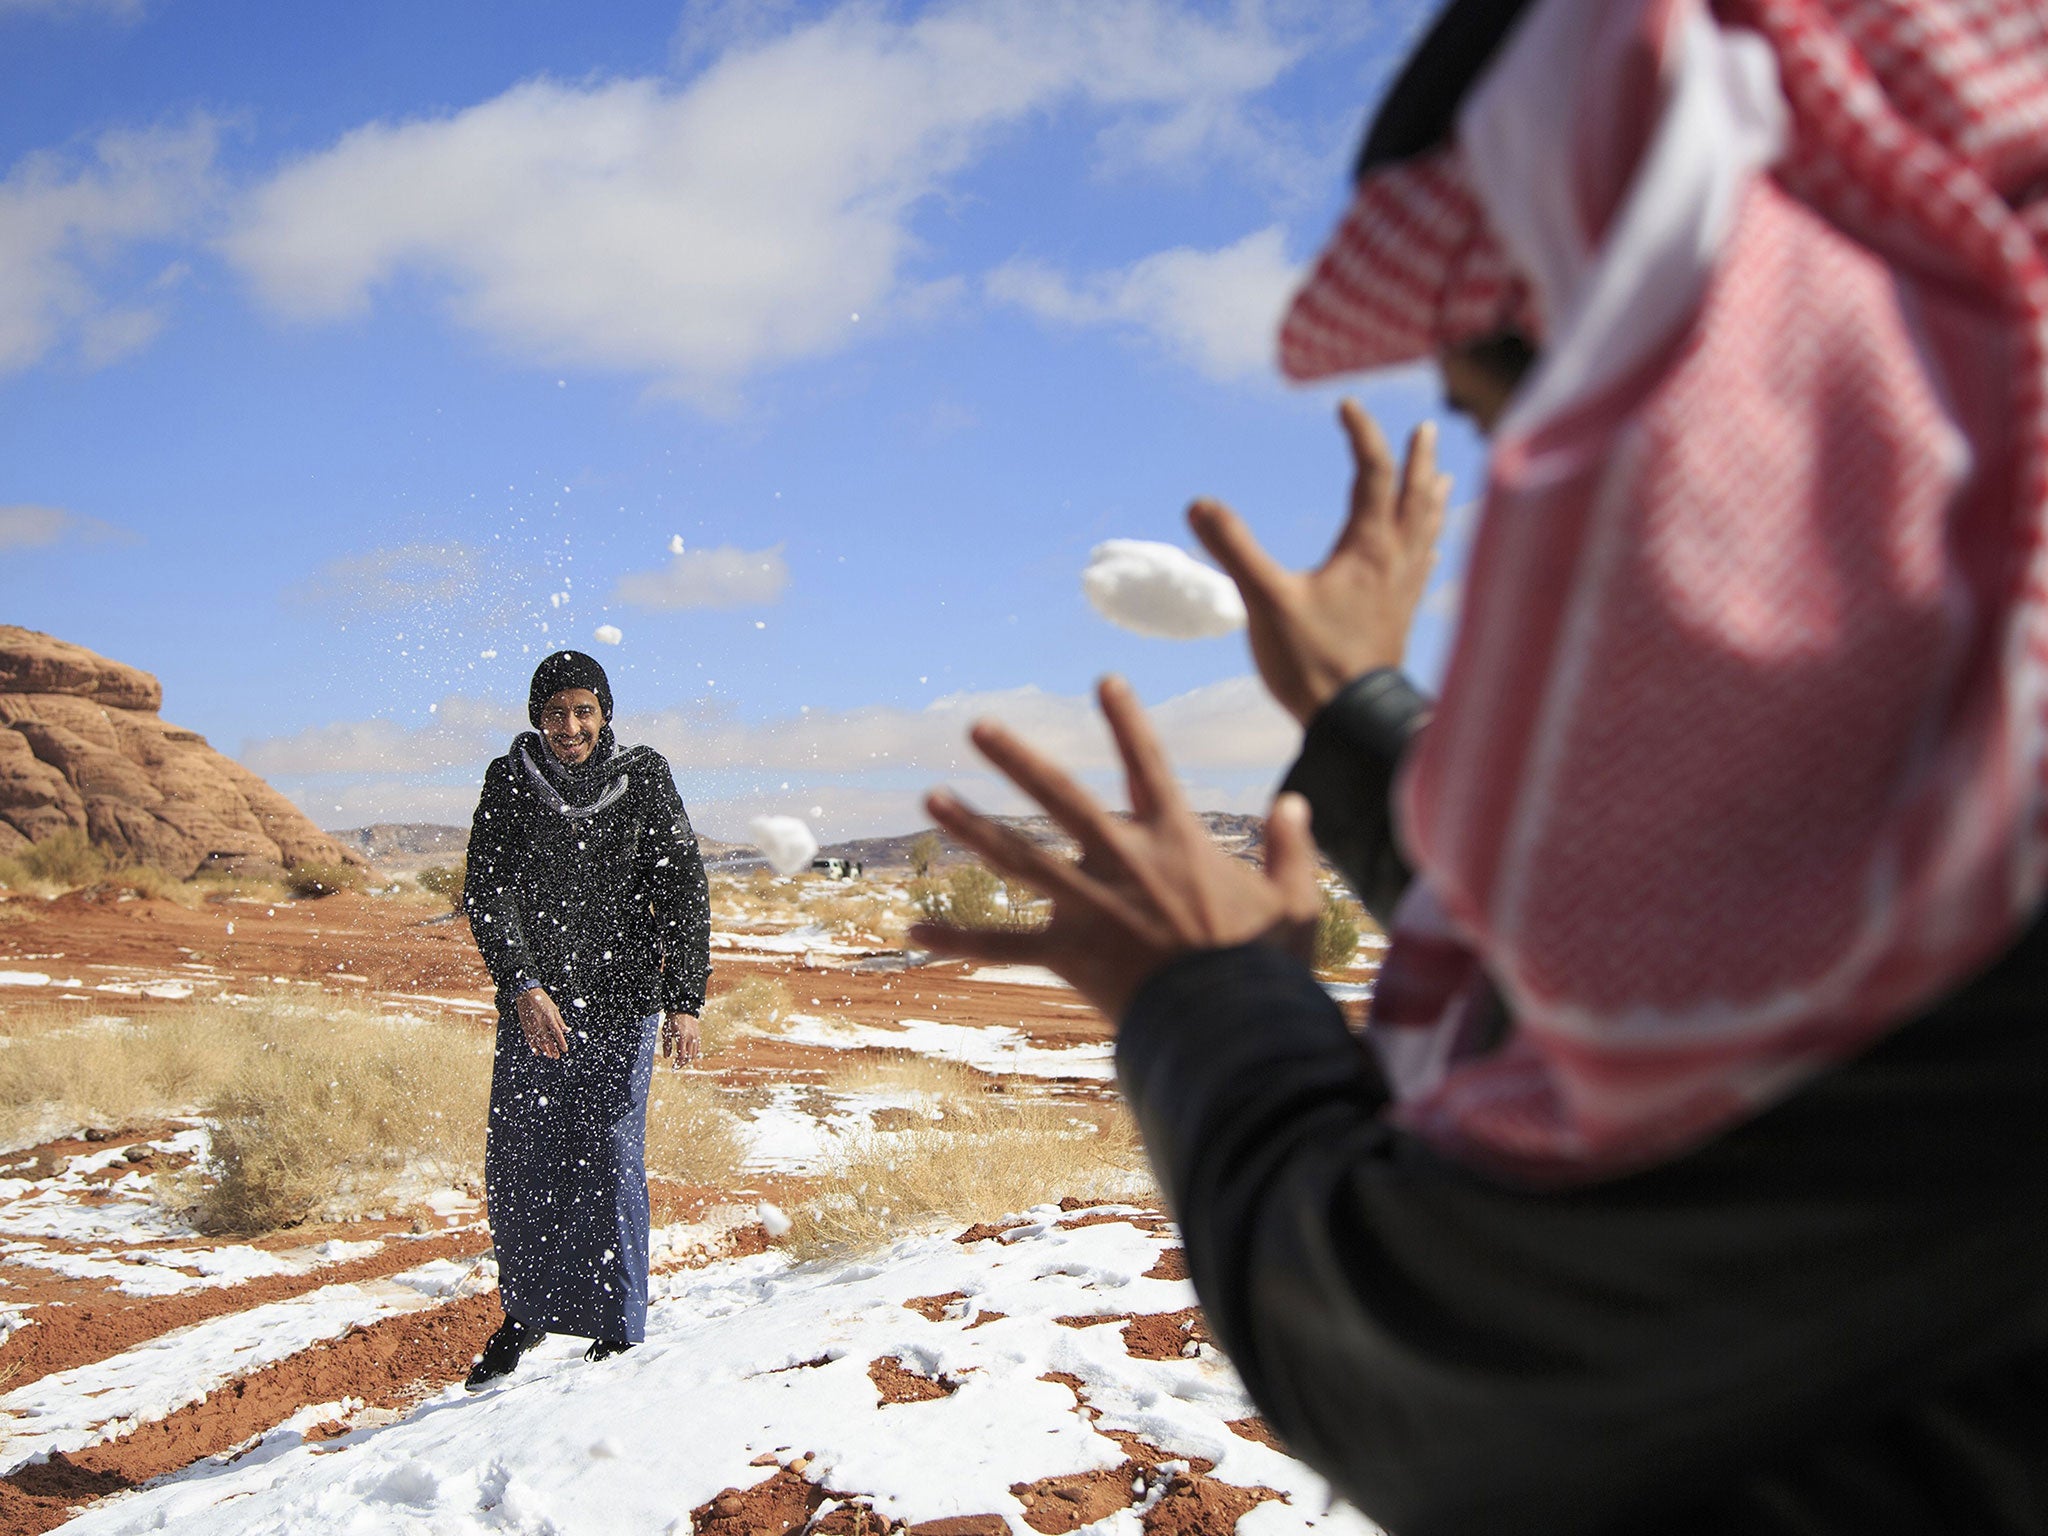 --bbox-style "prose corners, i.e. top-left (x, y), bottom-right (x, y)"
top-left (1188, 498), bottom-right (1289, 605)
top-left (1397, 420), bottom-right (1440, 536)
top-left (1335, 398), bottom-right (1396, 553)
top-left (1263, 792), bottom-right (1322, 916)
top-left (926, 789), bottom-right (1100, 904)
top-left (1099, 676), bottom-right (1187, 824)
top-left (966, 721), bottom-right (1122, 863)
